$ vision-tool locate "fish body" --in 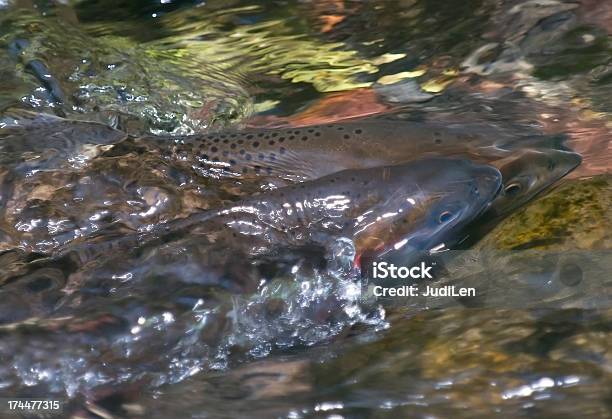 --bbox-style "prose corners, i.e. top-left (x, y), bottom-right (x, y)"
top-left (141, 119), bottom-right (578, 224)
top-left (31, 157), bottom-right (501, 282)
top-left (141, 119), bottom-right (554, 183)
top-left (145, 120), bottom-right (581, 253)
top-left (173, 157), bottom-right (502, 265)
